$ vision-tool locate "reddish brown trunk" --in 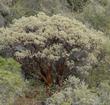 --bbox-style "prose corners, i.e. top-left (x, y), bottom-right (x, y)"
top-left (39, 64), bottom-right (53, 96)
top-left (38, 58), bottom-right (66, 96)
